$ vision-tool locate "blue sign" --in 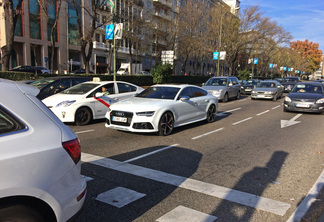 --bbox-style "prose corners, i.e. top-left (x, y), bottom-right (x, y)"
top-left (213, 52), bottom-right (219, 60)
top-left (269, 64), bottom-right (273, 68)
top-left (254, 58), bottom-right (258, 64)
top-left (105, 24), bottom-right (114, 40)
top-left (283, 67), bottom-right (287, 71)
top-left (288, 68), bottom-right (291, 71)
top-left (297, 70), bottom-right (300, 73)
